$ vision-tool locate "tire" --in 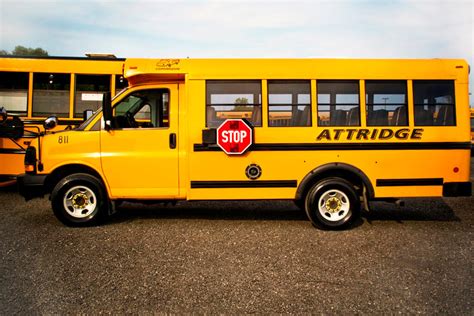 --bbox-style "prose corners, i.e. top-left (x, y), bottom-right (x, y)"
top-left (305, 177), bottom-right (360, 230)
top-left (51, 173), bottom-right (109, 227)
